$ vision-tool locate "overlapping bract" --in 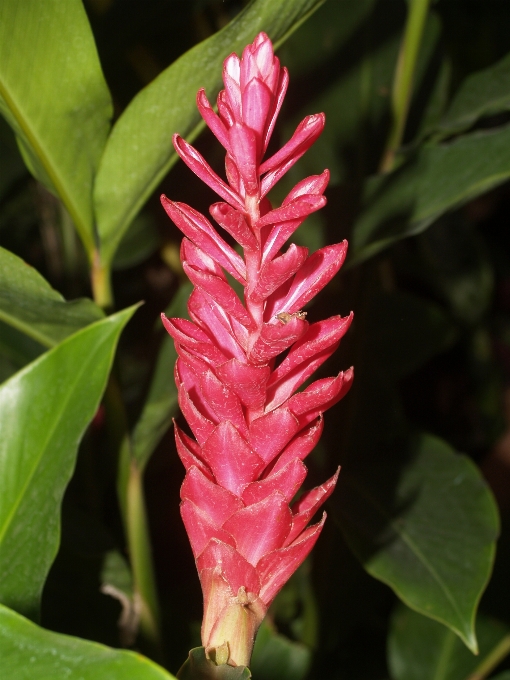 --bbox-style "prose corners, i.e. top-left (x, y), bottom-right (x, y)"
top-left (161, 32), bottom-right (353, 666)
